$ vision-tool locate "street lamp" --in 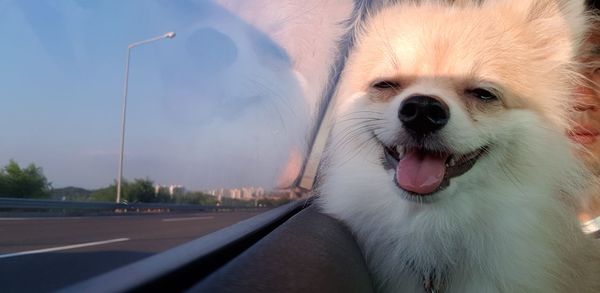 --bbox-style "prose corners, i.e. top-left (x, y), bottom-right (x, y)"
top-left (116, 31), bottom-right (176, 204)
